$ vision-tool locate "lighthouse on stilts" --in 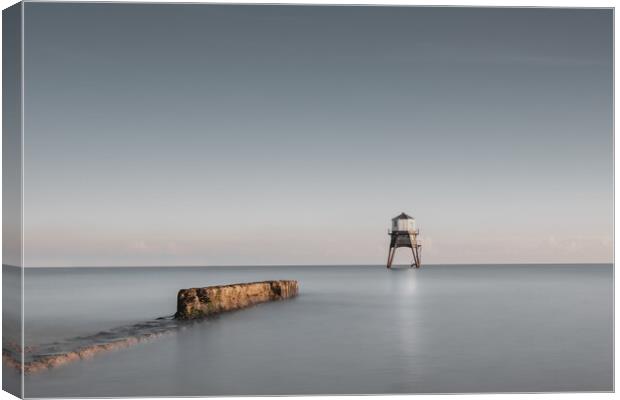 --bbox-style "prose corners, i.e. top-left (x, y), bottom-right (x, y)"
top-left (387, 212), bottom-right (422, 269)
